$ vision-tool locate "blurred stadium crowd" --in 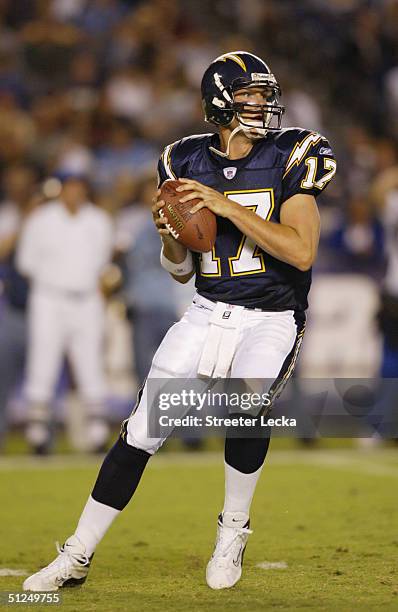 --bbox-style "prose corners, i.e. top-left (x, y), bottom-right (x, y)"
top-left (0, 0), bottom-right (397, 452)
